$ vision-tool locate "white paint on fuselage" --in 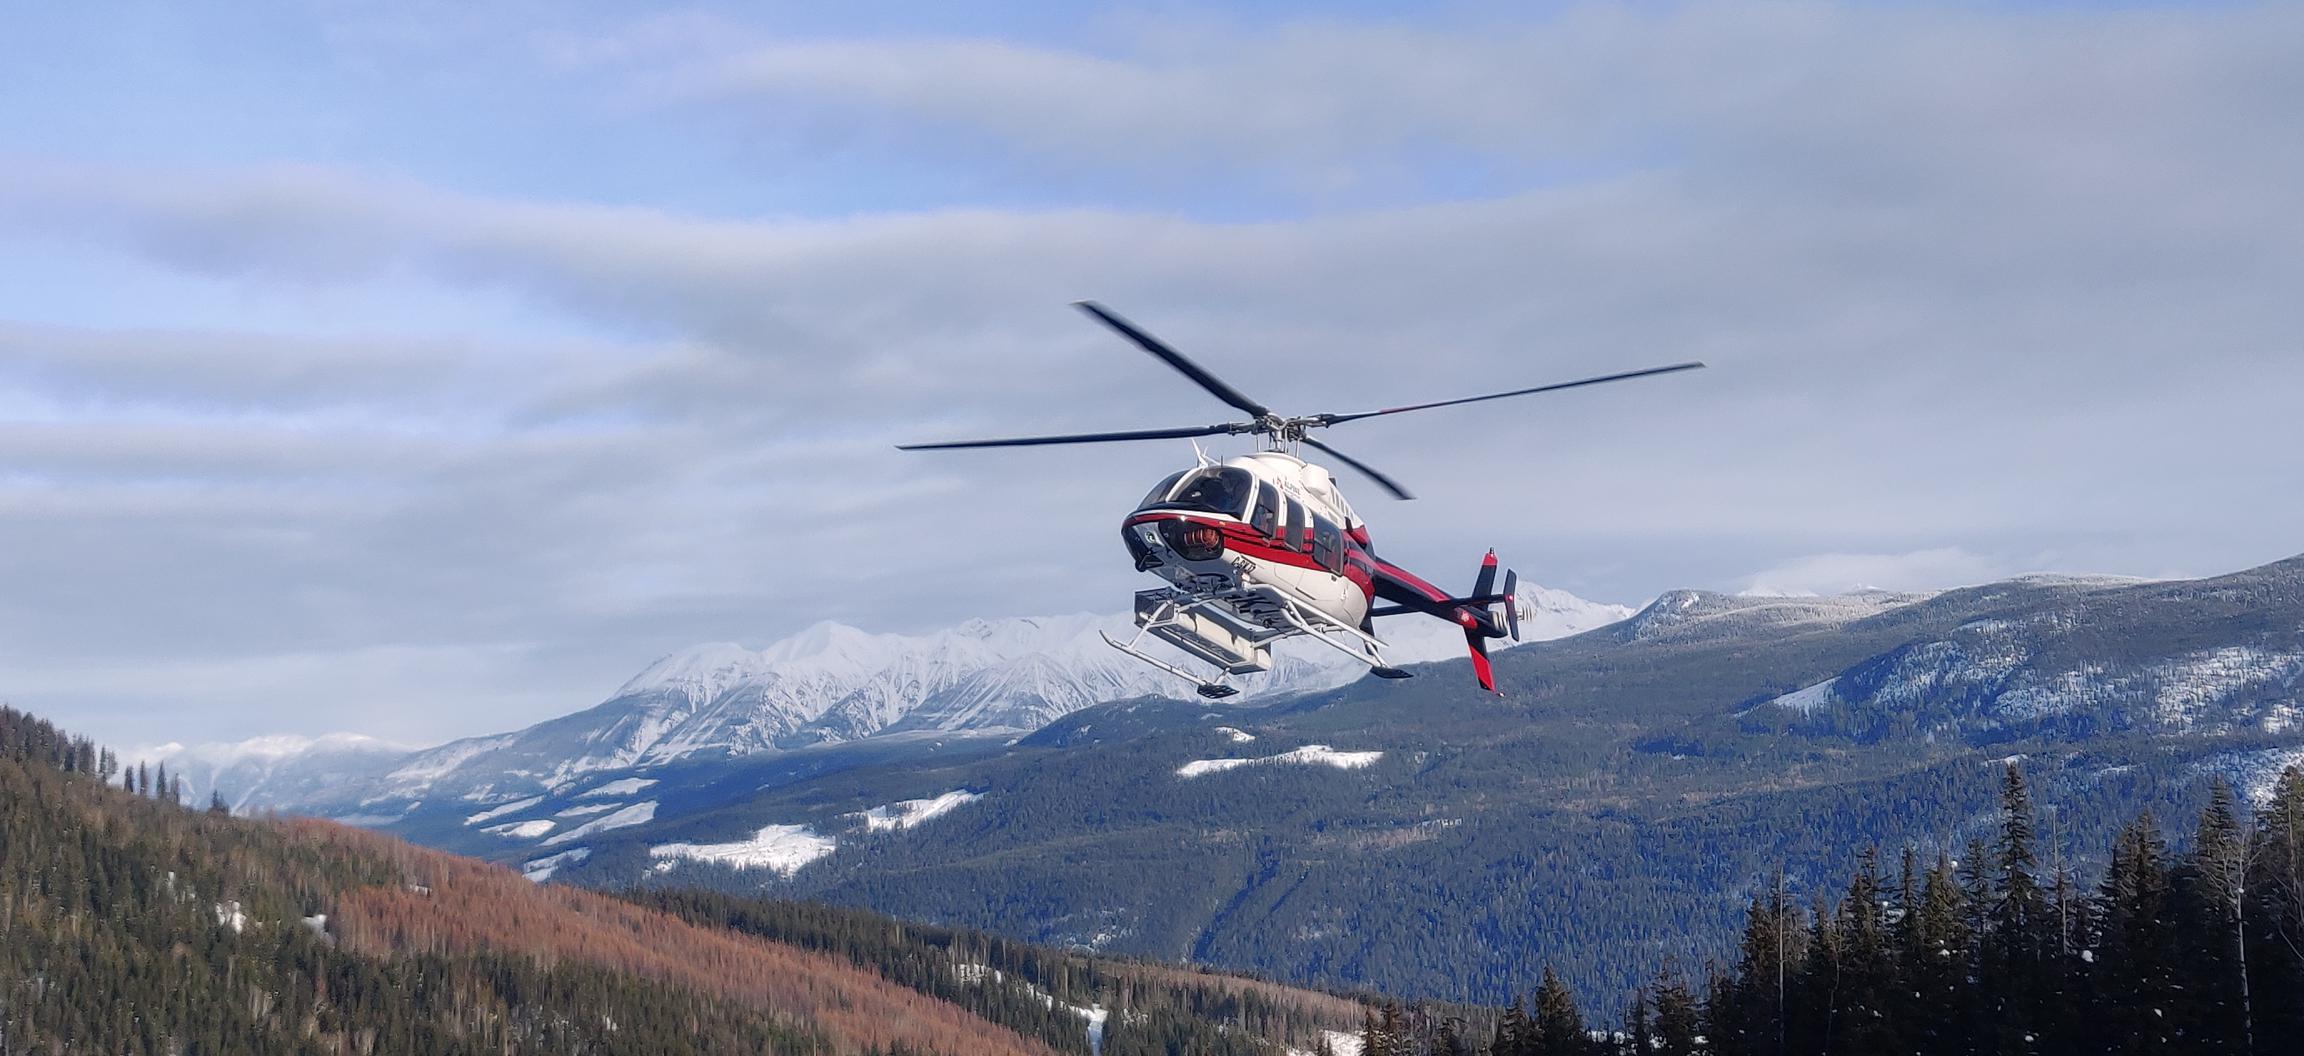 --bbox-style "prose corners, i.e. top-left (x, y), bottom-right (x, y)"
top-left (1133, 450), bottom-right (1375, 632)
top-left (1231, 451), bottom-right (1359, 530)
